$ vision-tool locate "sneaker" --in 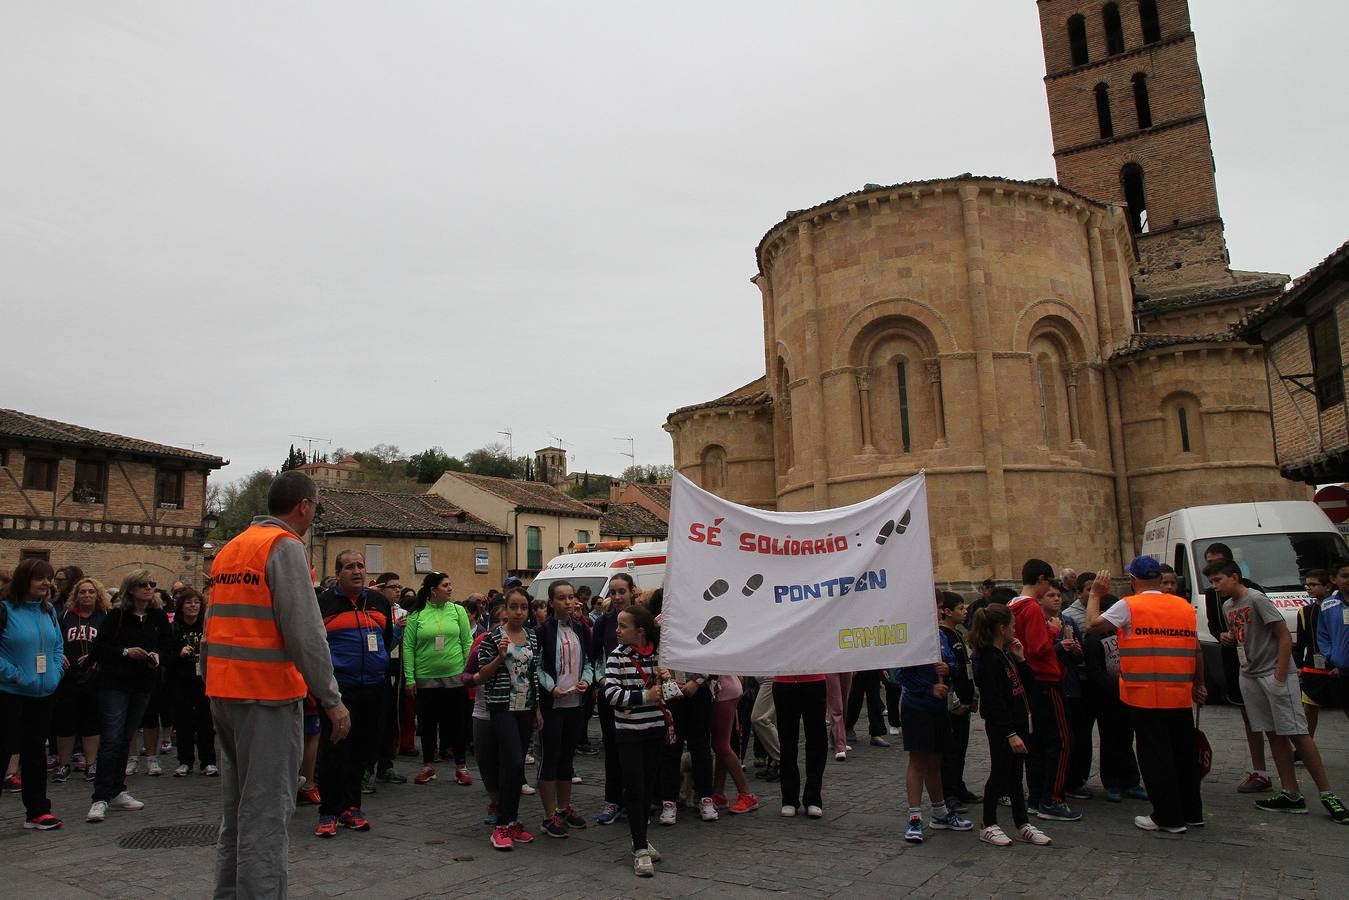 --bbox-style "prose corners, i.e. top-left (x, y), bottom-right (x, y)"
top-left (508, 821), bottom-right (535, 843)
top-left (806, 805), bottom-right (824, 818)
top-left (1019, 823), bottom-right (1054, 845)
top-left (455, 766), bottom-right (473, 786)
top-left (490, 825), bottom-right (514, 850)
top-left (53, 765), bottom-right (71, 784)
top-left (571, 774), bottom-right (583, 784)
top-left (1321, 793), bottom-right (1349, 824)
top-left (84, 765), bottom-right (96, 782)
top-left (870, 736), bottom-right (890, 748)
top-left (887, 725), bottom-right (900, 735)
top-left (1104, 788), bottom-right (1122, 803)
top-left (124, 758), bottom-right (139, 777)
top-left (1134, 815), bottom-right (1186, 833)
top-left (86, 801), bottom-right (108, 823)
top-left (315, 815), bottom-right (338, 838)
top-left (780, 804), bottom-right (797, 818)
top-left (596, 803), bottom-right (621, 825)
top-left (904, 816), bottom-right (925, 843)
top-left (1036, 802), bottom-right (1081, 822)
top-left (998, 796), bottom-right (1011, 807)
top-left (835, 751), bottom-right (846, 762)
top-left (645, 842), bottom-right (662, 862)
top-left (710, 793), bottom-right (728, 808)
top-left (414, 765), bottom-right (437, 785)
top-left (729, 794), bottom-right (760, 815)
top-left (542, 814), bottom-right (568, 838)
top-left (931, 810), bottom-right (974, 831)
top-left (203, 764), bottom-right (219, 777)
top-left (633, 848), bottom-right (654, 877)
top-left (159, 740), bottom-right (172, 754)
top-left (339, 807), bottom-right (371, 830)
top-left (700, 797), bottom-right (719, 822)
top-left (763, 761), bottom-right (781, 782)
top-left (174, 764), bottom-right (191, 777)
top-left (563, 805), bottom-right (587, 829)
top-left (377, 767), bottom-right (407, 784)
top-left (298, 785), bottom-right (321, 805)
top-left (109, 792), bottom-right (144, 811)
top-left (1186, 817), bottom-right (1206, 827)
top-left (1065, 786), bottom-right (1093, 800)
top-left (1255, 791), bottom-right (1307, 814)
top-left (24, 813), bottom-right (63, 831)
top-left (525, 753), bottom-right (536, 765)
top-left (1238, 771), bottom-right (1272, 793)
top-left (360, 772), bottom-right (376, 794)
top-left (1124, 785), bottom-right (1149, 801)
top-left (659, 801), bottom-right (677, 825)
top-left (520, 782), bottom-right (537, 796)
top-left (145, 758), bottom-right (162, 777)
top-left (980, 824), bottom-right (1012, 846)
top-left (72, 760), bottom-right (86, 772)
